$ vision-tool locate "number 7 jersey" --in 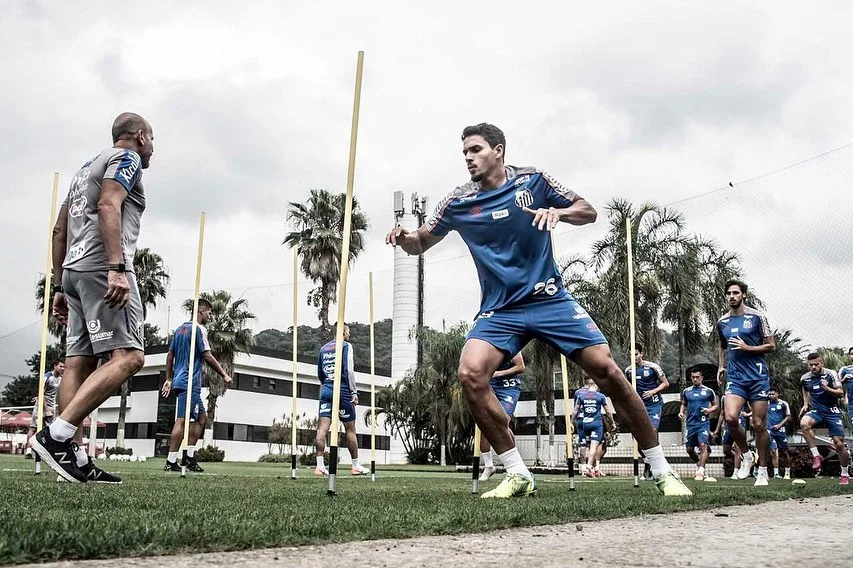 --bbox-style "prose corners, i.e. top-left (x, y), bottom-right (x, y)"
top-left (717, 307), bottom-right (772, 383)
